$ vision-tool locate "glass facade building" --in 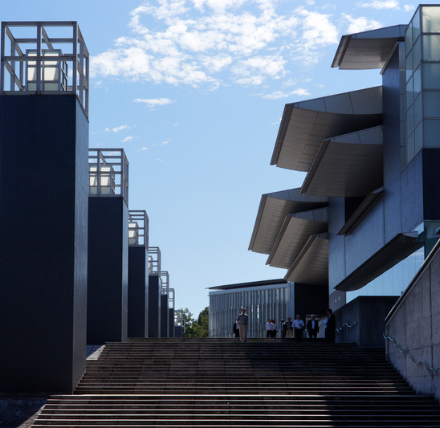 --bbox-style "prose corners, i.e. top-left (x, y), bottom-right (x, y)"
top-left (247, 5), bottom-right (440, 321)
top-left (209, 280), bottom-right (294, 338)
